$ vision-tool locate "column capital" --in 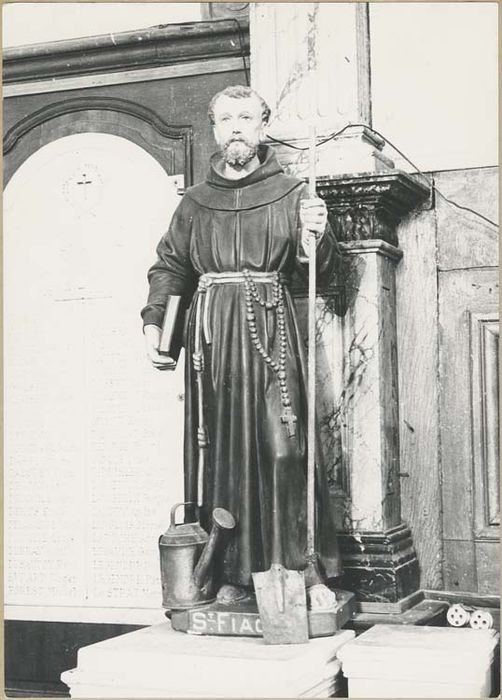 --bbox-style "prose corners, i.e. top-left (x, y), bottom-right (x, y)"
top-left (317, 171), bottom-right (430, 247)
top-left (339, 240), bottom-right (403, 263)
